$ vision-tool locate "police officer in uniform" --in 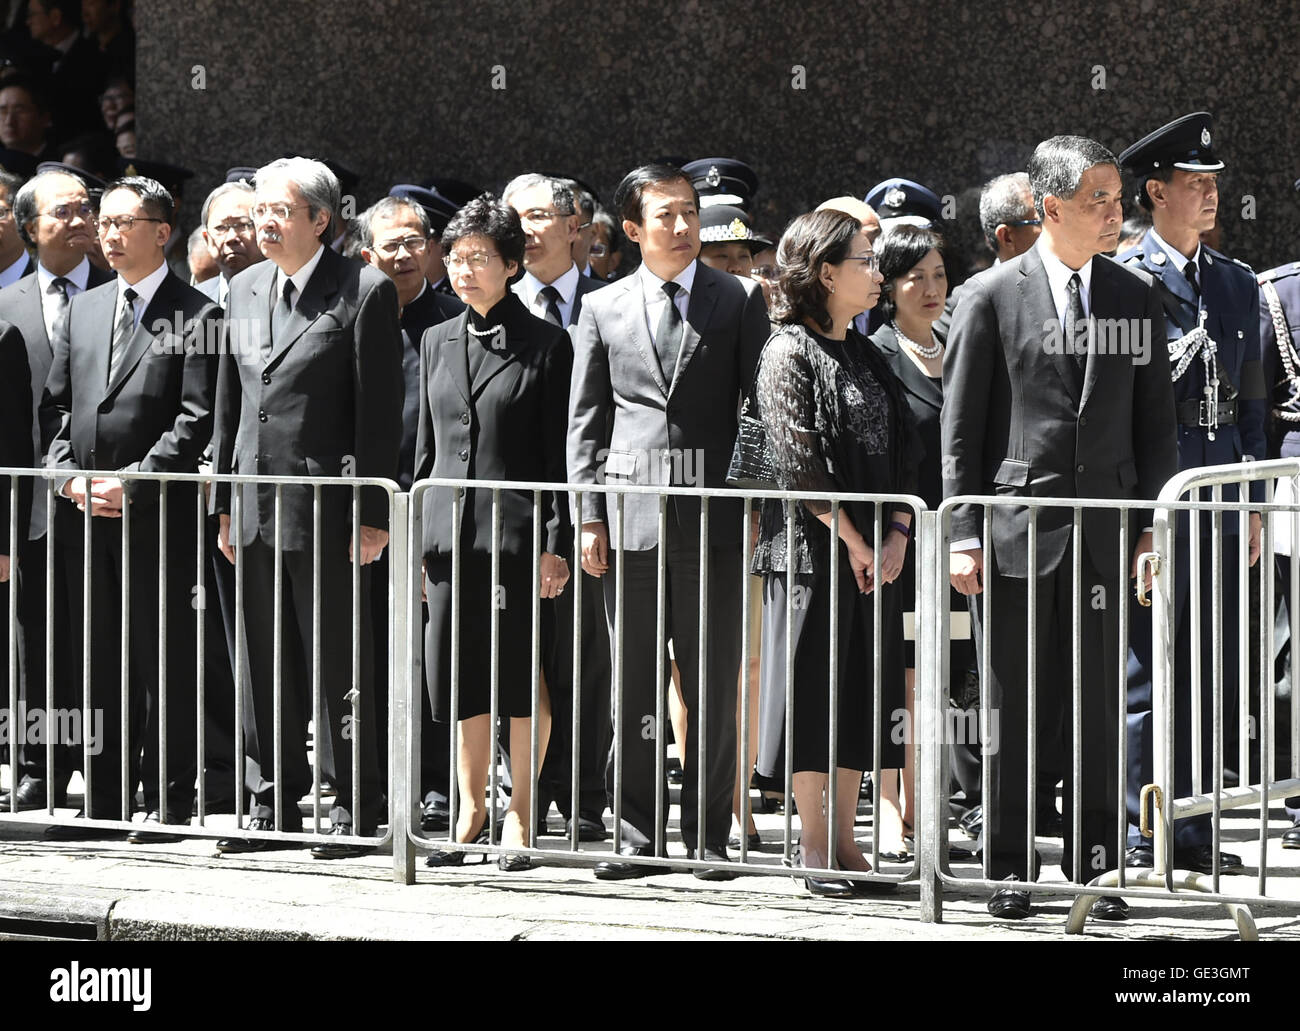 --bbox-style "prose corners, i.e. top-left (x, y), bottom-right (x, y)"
top-left (1119, 112), bottom-right (1266, 873)
top-left (1257, 238), bottom-right (1300, 849)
